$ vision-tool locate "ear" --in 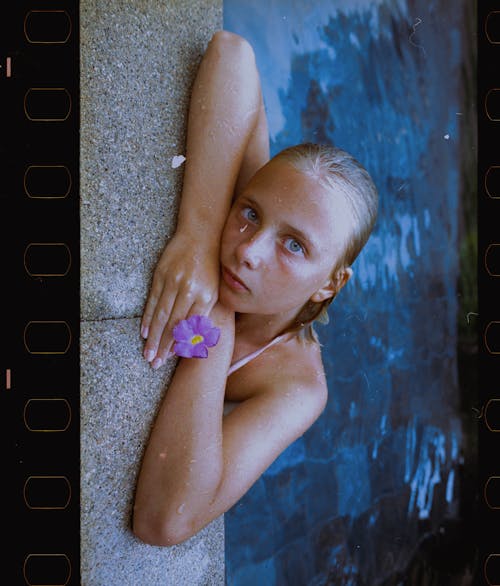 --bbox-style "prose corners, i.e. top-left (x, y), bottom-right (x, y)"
top-left (310, 267), bottom-right (353, 303)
